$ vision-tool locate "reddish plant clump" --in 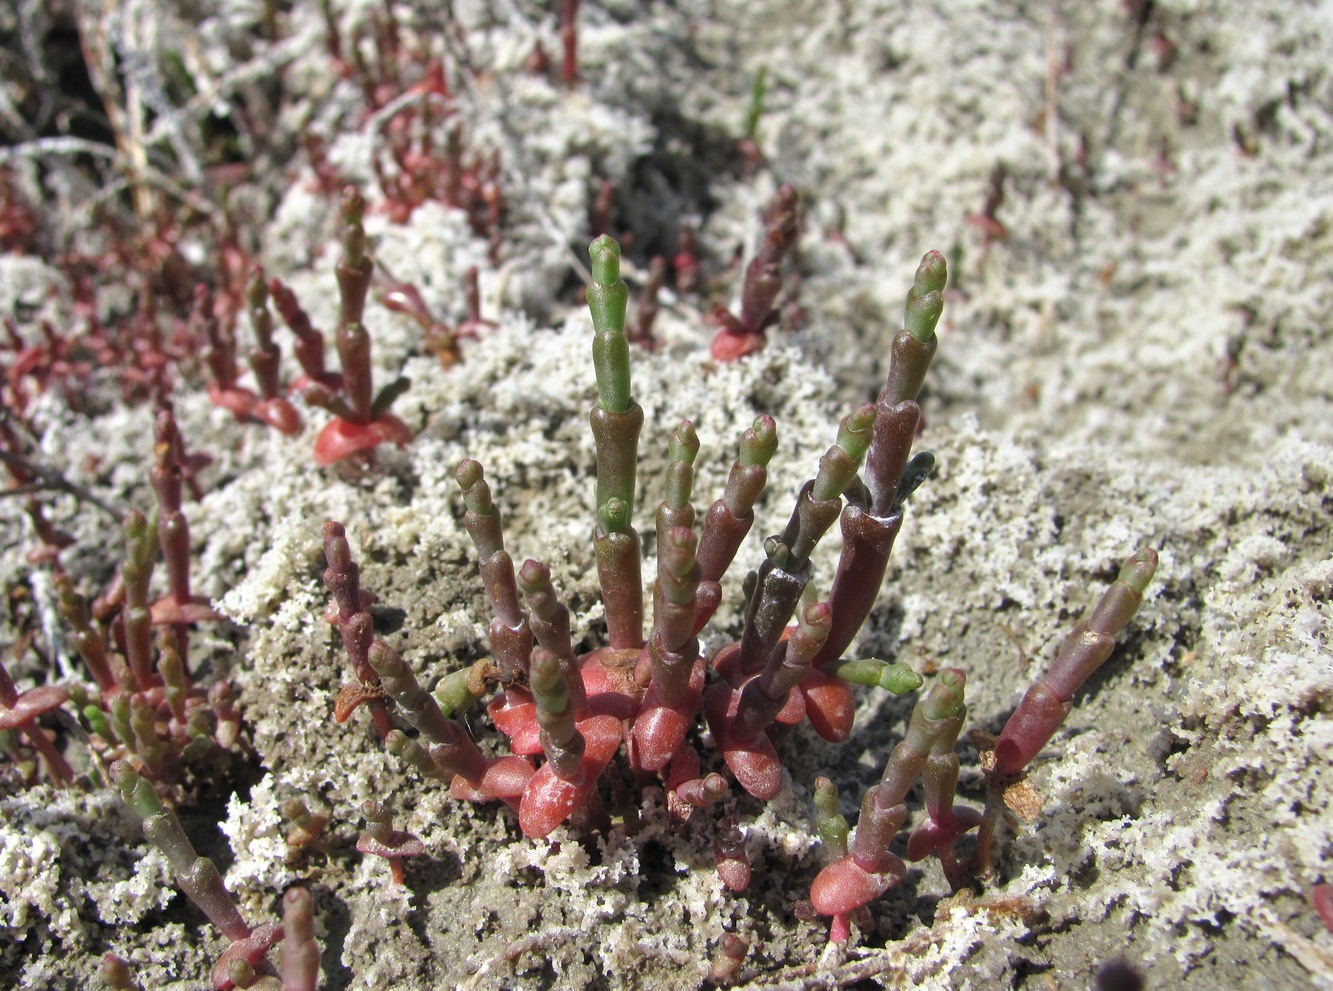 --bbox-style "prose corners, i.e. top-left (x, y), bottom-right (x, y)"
top-left (315, 235), bottom-right (1156, 944)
